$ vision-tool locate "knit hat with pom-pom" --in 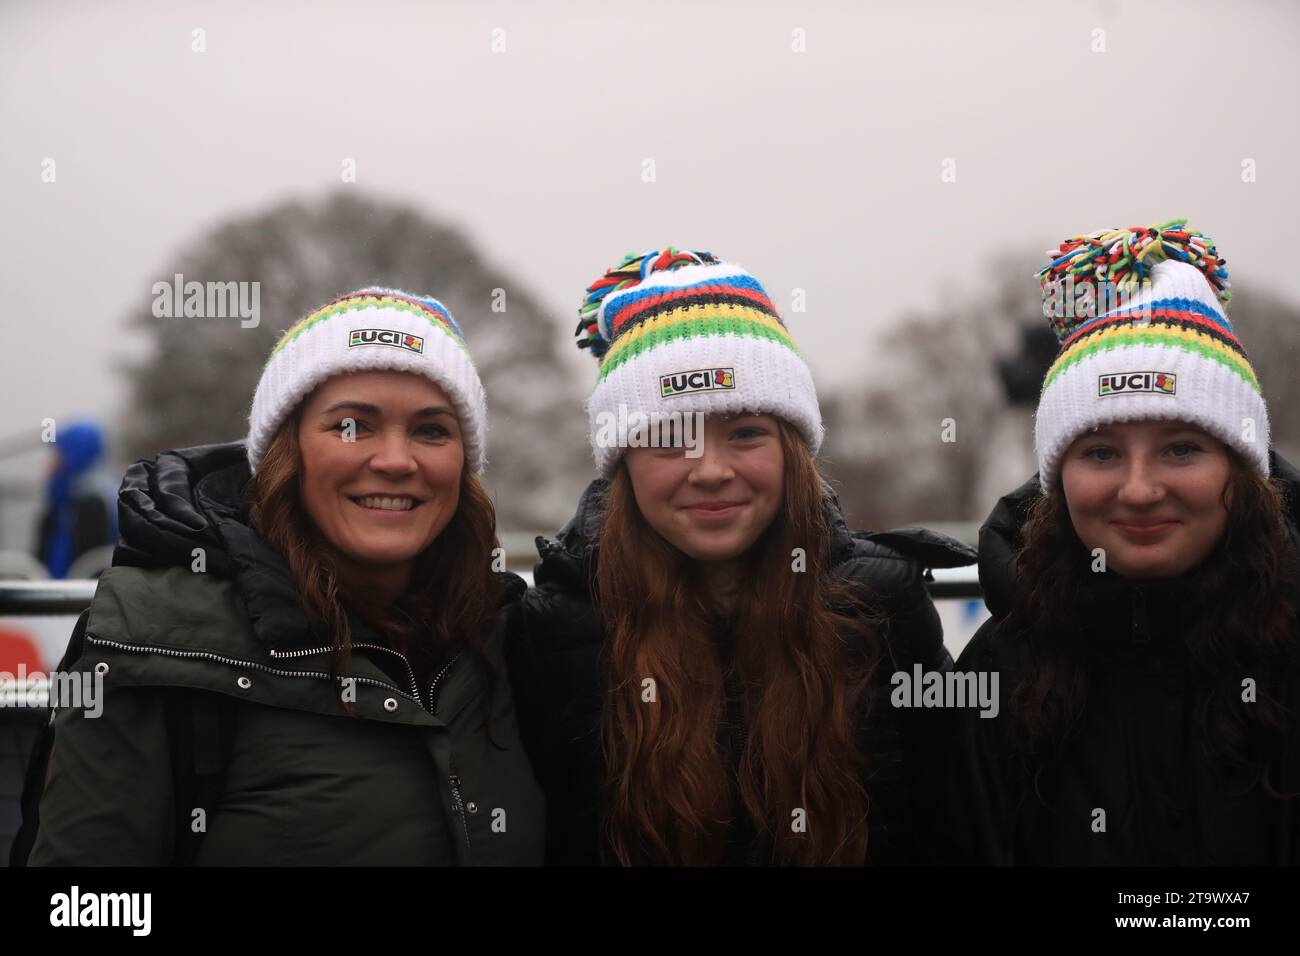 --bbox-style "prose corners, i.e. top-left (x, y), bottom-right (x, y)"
top-left (1033, 218), bottom-right (1268, 491)
top-left (575, 248), bottom-right (822, 476)
top-left (246, 287), bottom-right (486, 474)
